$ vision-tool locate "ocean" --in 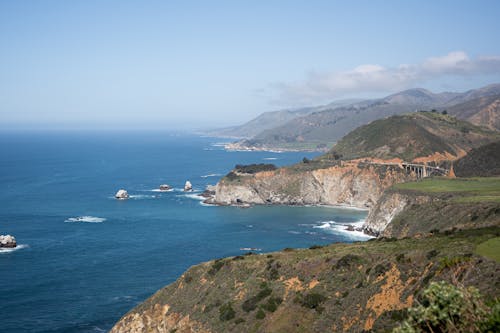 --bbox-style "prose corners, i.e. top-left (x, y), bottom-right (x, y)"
top-left (0, 131), bottom-right (368, 332)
